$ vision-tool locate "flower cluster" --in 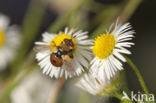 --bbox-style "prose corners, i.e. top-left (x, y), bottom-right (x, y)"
top-left (34, 19), bottom-right (135, 95)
